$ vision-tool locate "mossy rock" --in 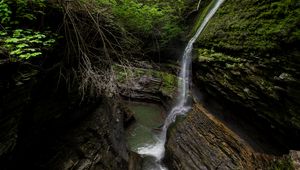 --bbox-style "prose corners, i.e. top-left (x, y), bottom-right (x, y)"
top-left (192, 0), bottom-right (300, 137)
top-left (113, 64), bottom-right (178, 98)
top-left (196, 0), bottom-right (300, 53)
